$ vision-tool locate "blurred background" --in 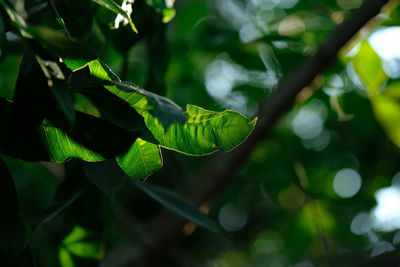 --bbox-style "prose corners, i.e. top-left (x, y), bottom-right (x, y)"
top-left (1, 0), bottom-right (400, 266)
